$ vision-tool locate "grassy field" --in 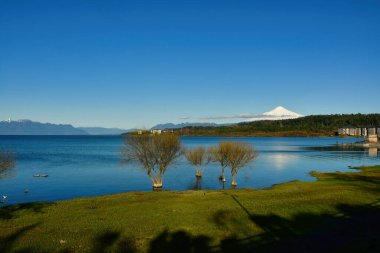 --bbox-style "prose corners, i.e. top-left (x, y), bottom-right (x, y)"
top-left (1, 165), bottom-right (380, 253)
